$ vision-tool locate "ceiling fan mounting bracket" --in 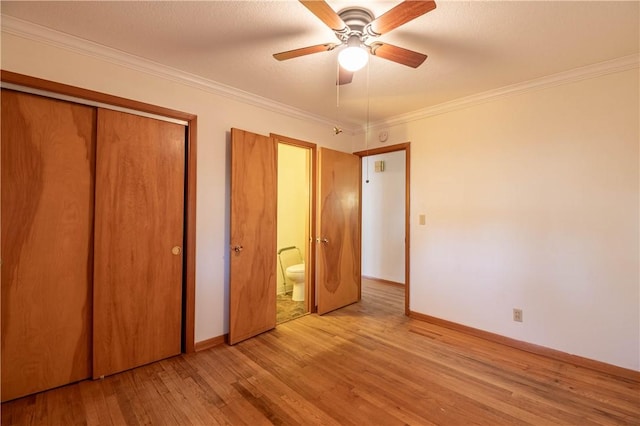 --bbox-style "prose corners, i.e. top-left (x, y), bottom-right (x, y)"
top-left (336, 7), bottom-right (375, 42)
